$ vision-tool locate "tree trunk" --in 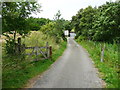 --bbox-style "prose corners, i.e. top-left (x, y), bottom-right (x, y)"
top-left (13, 30), bottom-right (16, 42)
